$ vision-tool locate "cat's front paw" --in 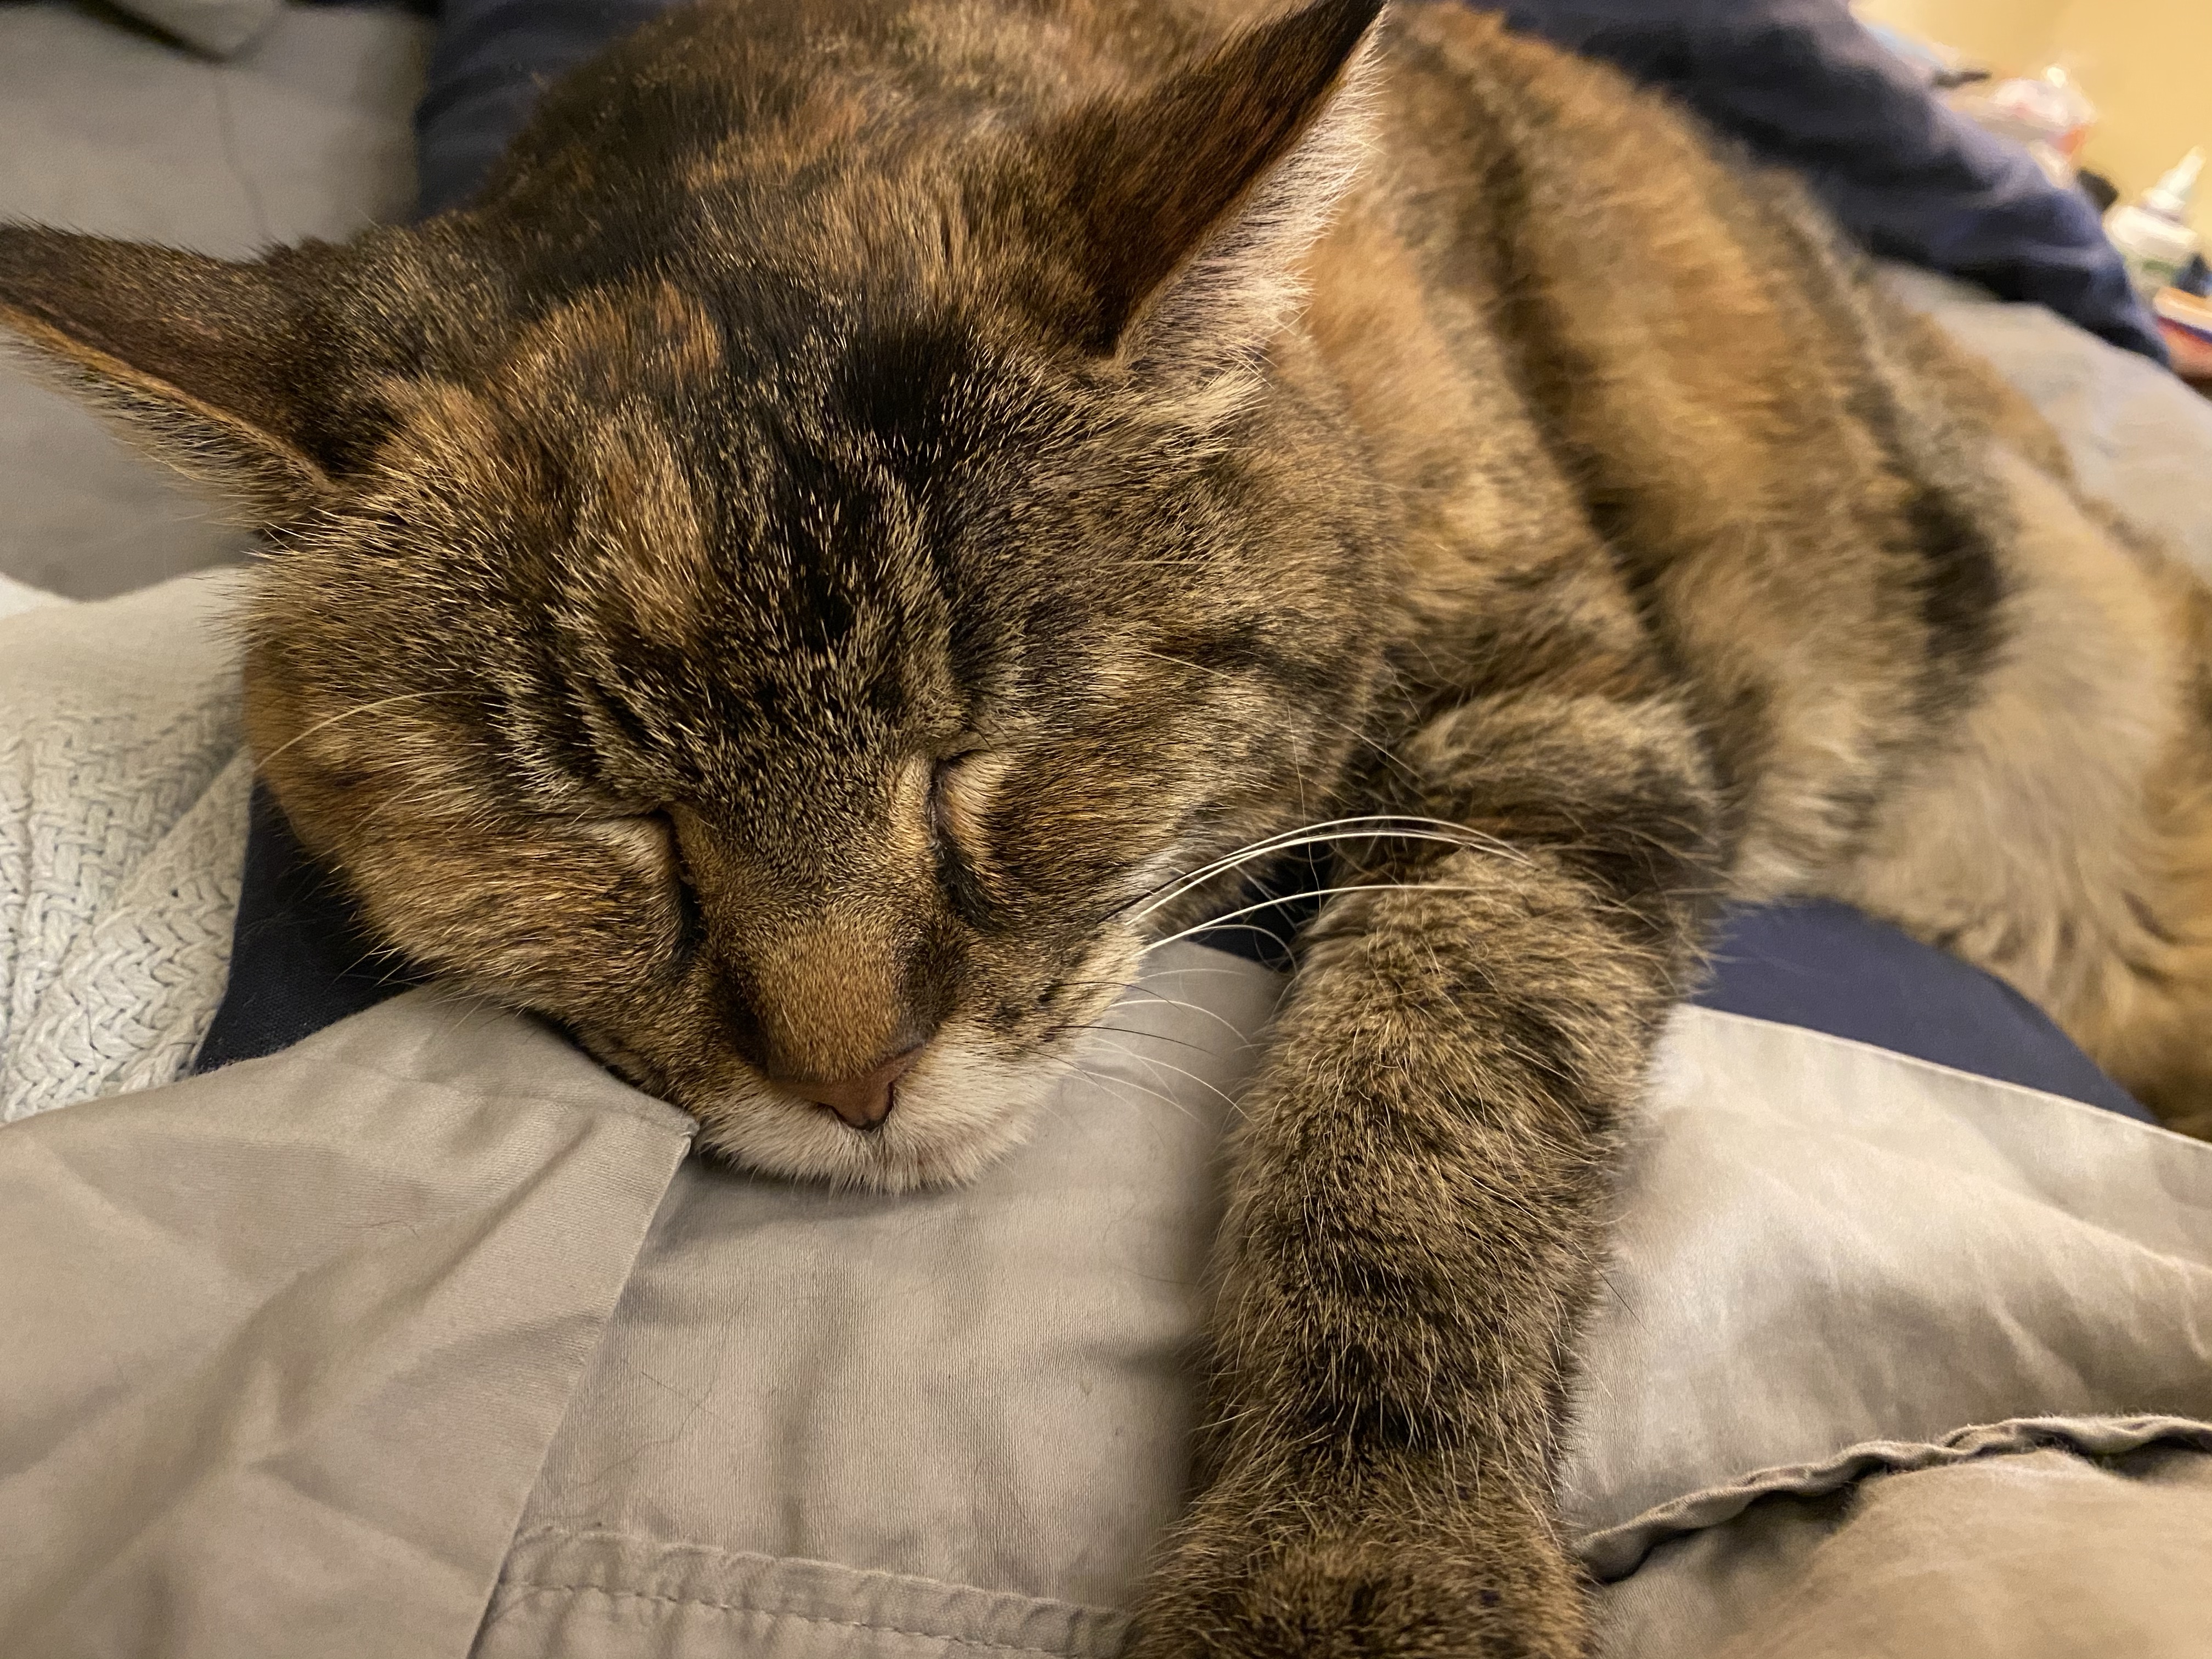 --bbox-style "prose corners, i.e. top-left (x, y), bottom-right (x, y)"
top-left (1127, 1511), bottom-right (1590, 1659)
